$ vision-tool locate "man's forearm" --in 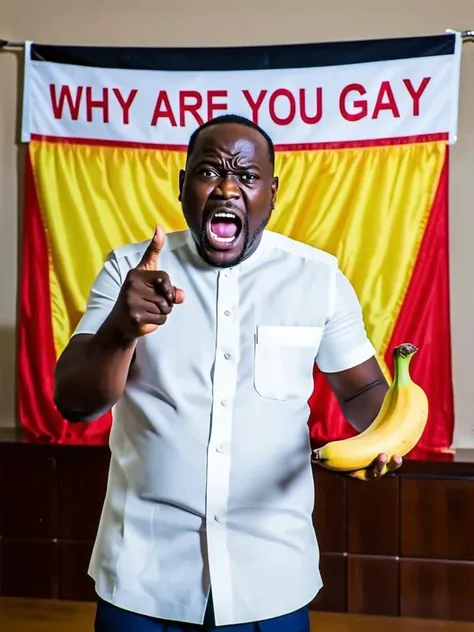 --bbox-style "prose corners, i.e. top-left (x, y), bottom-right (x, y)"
top-left (340, 379), bottom-right (388, 433)
top-left (54, 322), bottom-right (137, 422)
